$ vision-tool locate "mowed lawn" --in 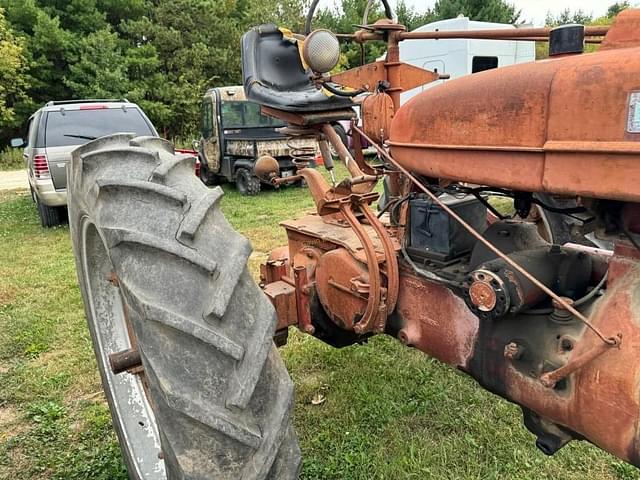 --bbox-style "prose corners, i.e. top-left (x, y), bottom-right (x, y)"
top-left (0, 176), bottom-right (638, 479)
